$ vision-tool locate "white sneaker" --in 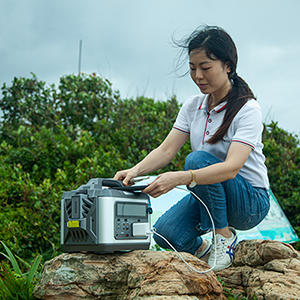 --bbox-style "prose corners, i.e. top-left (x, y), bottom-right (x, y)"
top-left (194, 239), bottom-right (211, 263)
top-left (207, 227), bottom-right (237, 272)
